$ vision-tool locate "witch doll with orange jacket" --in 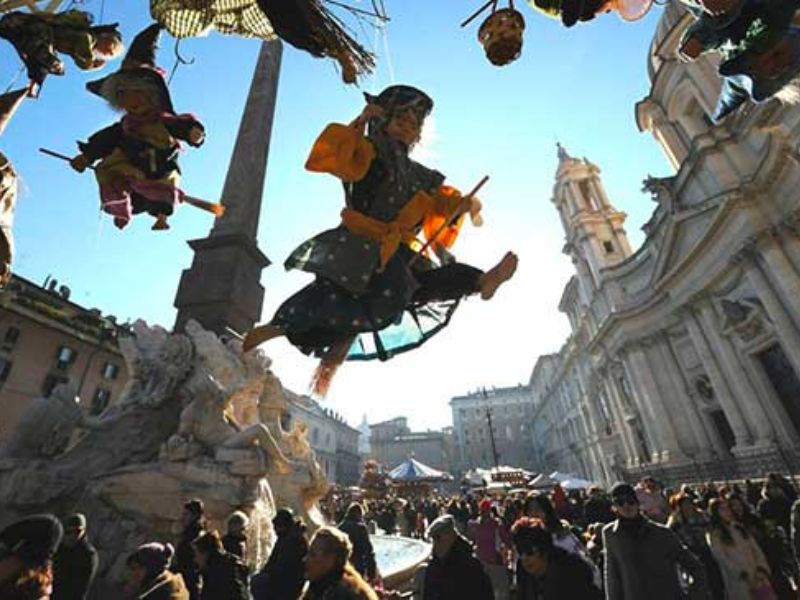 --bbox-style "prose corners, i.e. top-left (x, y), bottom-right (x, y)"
top-left (243, 85), bottom-right (518, 394)
top-left (69, 24), bottom-right (219, 231)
